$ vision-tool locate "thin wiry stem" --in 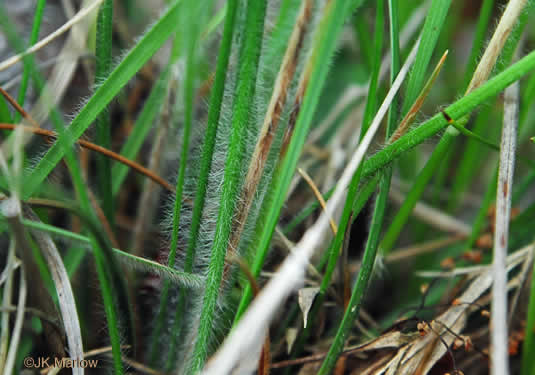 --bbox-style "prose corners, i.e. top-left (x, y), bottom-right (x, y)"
top-left (0, 86), bottom-right (174, 193)
top-left (491, 82), bottom-right (519, 375)
top-left (389, 50), bottom-right (448, 143)
top-left (298, 167), bottom-right (337, 235)
top-left (0, 122), bottom-right (174, 192)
